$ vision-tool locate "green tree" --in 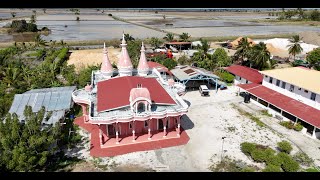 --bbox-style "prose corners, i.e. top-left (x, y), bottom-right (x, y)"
top-left (306, 48), bottom-right (320, 70)
top-left (249, 42), bottom-right (271, 70)
top-left (309, 10), bottom-right (320, 21)
top-left (161, 58), bottom-right (177, 70)
top-left (179, 32), bottom-right (191, 42)
top-left (0, 107), bottom-right (61, 171)
top-left (287, 35), bottom-right (303, 61)
top-left (11, 12), bottom-right (16, 18)
top-left (234, 37), bottom-right (253, 64)
top-left (124, 33), bottom-right (135, 42)
top-left (150, 37), bottom-right (162, 49)
top-left (212, 48), bottom-right (231, 67)
top-left (34, 35), bottom-right (46, 47)
top-left (30, 15), bottom-right (36, 24)
top-left (163, 33), bottom-right (174, 42)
